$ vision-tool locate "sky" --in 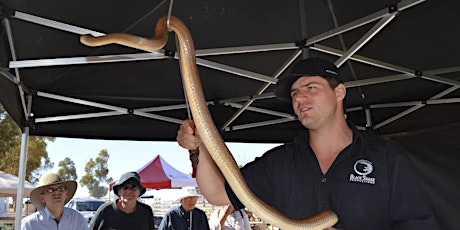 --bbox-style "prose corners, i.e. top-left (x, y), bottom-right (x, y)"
top-left (42, 137), bottom-right (280, 198)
